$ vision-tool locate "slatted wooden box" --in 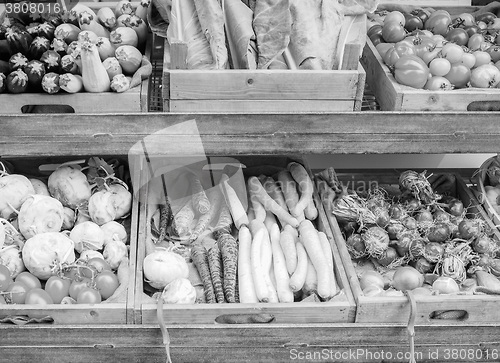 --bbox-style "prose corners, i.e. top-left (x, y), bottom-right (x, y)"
top-left (0, 155), bottom-right (138, 324)
top-left (162, 15), bottom-right (366, 113)
top-left (0, 3), bottom-right (150, 113)
top-left (319, 170), bottom-right (500, 324)
top-left (133, 154), bottom-right (356, 324)
top-left (362, 37), bottom-right (500, 111)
